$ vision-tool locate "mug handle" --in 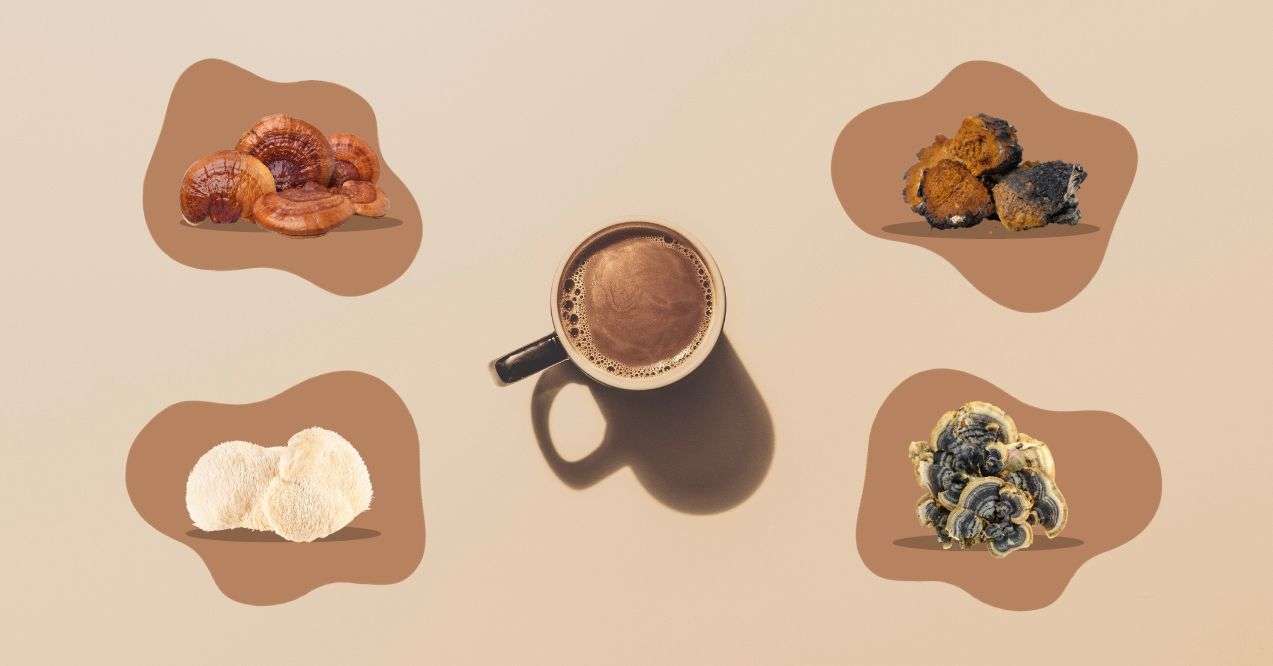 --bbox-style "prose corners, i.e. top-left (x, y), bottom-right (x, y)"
top-left (491, 333), bottom-right (569, 385)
